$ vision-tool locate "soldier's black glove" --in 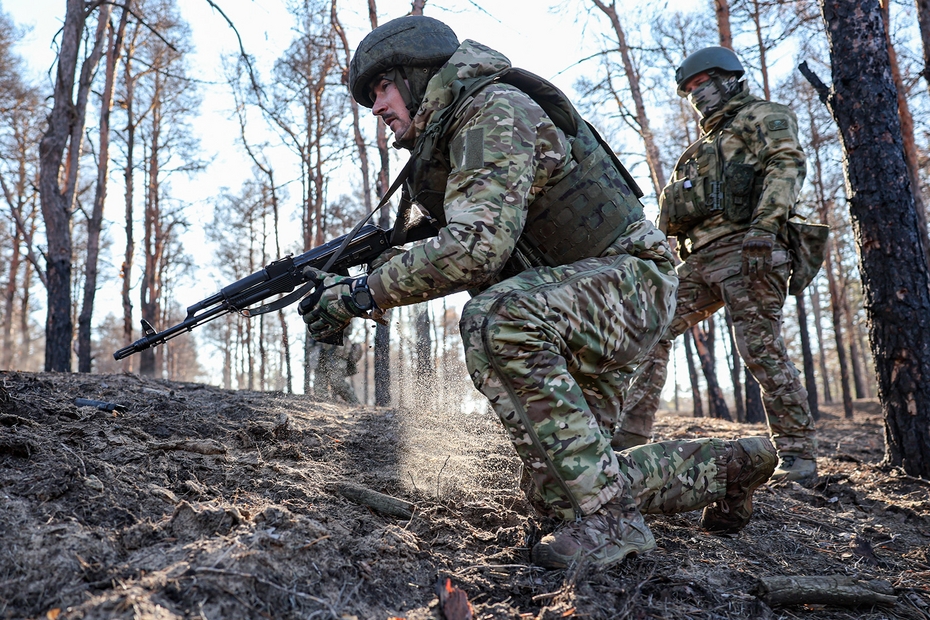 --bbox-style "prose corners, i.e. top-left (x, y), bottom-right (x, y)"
top-left (298, 269), bottom-right (377, 342)
top-left (741, 229), bottom-right (776, 280)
